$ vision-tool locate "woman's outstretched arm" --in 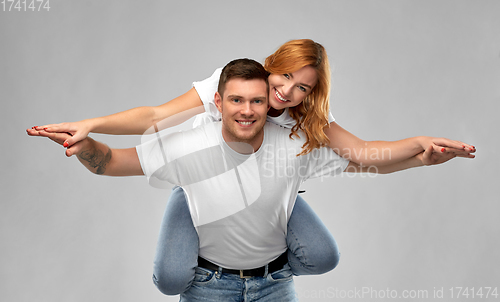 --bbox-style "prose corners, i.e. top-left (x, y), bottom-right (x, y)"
top-left (31, 87), bottom-right (204, 148)
top-left (345, 143), bottom-right (475, 174)
top-left (325, 121), bottom-right (475, 167)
